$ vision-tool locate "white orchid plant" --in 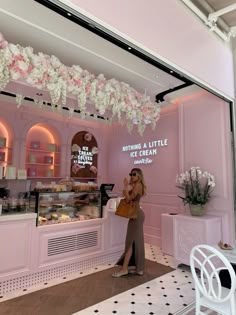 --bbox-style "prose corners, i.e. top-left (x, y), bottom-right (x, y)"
top-left (176, 166), bottom-right (216, 206)
top-left (0, 32), bottom-right (161, 135)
